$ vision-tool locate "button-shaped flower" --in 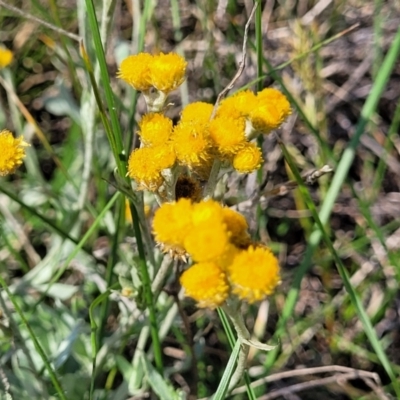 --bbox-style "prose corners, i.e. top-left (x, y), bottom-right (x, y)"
top-left (153, 198), bottom-right (193, 248)
top-left (138, 113), bottom-right (173, 147)
top-left (228, 245), bottom-right (281, 303)
top-left (118, 53), bottom-right (153, 92)
top-left (0, 47), bottom-right (13, 68)
top-left (208, 115), bottom-right (247, 156)
top-left (217, 90), bottom-right (257, 120)
top-left (149, 52), bottom-right (187, 93)
top-left (250, 88), bottom-right (291, 133)
top-left (232, 142), bottom-right (263, 174)
top-left (180, 262), bottom-right (229, 309)
top-left (180, 102), bottom-right (214, 127)
top-left (127, 145), bottom-right (176, 191)
top-left (172, 121), bottom-right (211, 167)
top-left (0, 130), bottom-right (29, 176)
